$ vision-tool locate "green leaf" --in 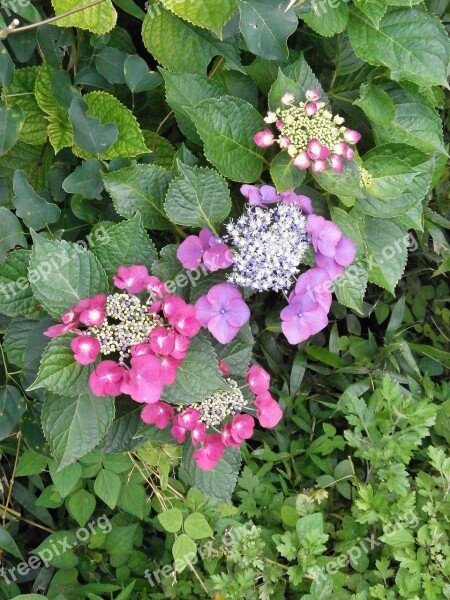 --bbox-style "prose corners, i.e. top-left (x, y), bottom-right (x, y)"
top-left (0, 250), bottom-right (41, 318)
top-left (124, 55), bottom-right (162, 93)
top-left (51, 0), bottom-right (117, 34)
top-left (103, 164), bottom-right (172, 230)
top-left (142, 6), bottom-right (243, 75)
top-left (67, 489), bottom-right (96, 527)
top-left (334, 265), bottom-right (368, 314)
top-left (364, 216), bottom-right (408, 294)
top-left (213, 324), bottom-right (254, 376)
top-left (62, 160), bottom-right (104, 200)
top-left (186, 96), bottom-right (265, 182)
top-left (0, 102), bottom-right (24, 156)
top-left (28, 232), bottom-right (108, 319)
top-left (363, 155), bottom-right (415, 200)
top-left (152, 244), bottom-right (189, 299)
top-left (69, 97), bottom-right (119, 158)
top-left (33, 530), bottom-right (79, 568)
top-left (358, 144), bottom-right (434, 217)
top-left (348, 7), bottom-right (450, 88)
top-left (268, 70), bottom-right (297, 111)
top-left (90, 214), bottom-right (157, 277)
top-left (94, 469), bottom-right (122, 510)
top-left (105, 523), bottom-right (137, 568)
top-left (72, 92), bottom-right (147, 160)
top-left (237, 0), bottom-right (298, 60)
top-left (353, 0), bottom-right (387, 27)
top-left (160, 0), bottom-right (237, 36)
top-left (117, 483), bottom-right (148, 519)
top-left (0, 207), bottom-right (26, 263)
top-left (0, 385), bottom-right (26, 441)
top-left (270, 152), bottom-right (305, 192)
top-left (162, 335), bottom-right (229, 405)
top-left (301, 1), bottom-right (349, 37)
top-left (0, 525), bottom-right (24, 560)
top-left (16, 449), bottom-right (48, 476)
top-left (354, 83), bottom-right (395, 126)
top-left (160, 69), bottom-right (226, 144)
top-left (12, 170), bottom-right (61, 230)
top-left (3, 67), bottom-right (47, 146)
top-left (95, 47), bottom-right (127, 84)
top-left (371, 86), bottom-right (446, 155)
top-left (172, 534), bottom-right (197, 570)
top-left (182, 444), bottom-right (241, 502)
top-left (184, 512), bottom-right (213, 539)
top-left (29, 336), bottom-right (97, 396)
top-left (296, 513), bottom-right (324, 539)
top-left (42, 391), bottom-right (115, 469)
top-left (142, 131), bottom-right (175, 169)
top-left (165, 163), bottom-right (231, 230)
top-left (0, 41), bottom-right (15, 86)
top-left (313, 160), bottom-right (362, 202)
top-left (158, 507), bottom-right (183, 533)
